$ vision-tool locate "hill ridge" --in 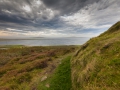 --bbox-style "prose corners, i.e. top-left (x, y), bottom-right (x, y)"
top-left (100, 21), bottom-right (120, 36)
